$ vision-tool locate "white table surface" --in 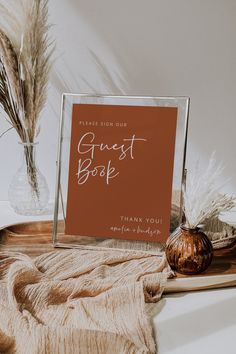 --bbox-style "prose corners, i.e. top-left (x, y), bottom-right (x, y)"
top-left (0, 201), bottom-right (236, 354)
top-left (0, 201), bottom-right (54, 229)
